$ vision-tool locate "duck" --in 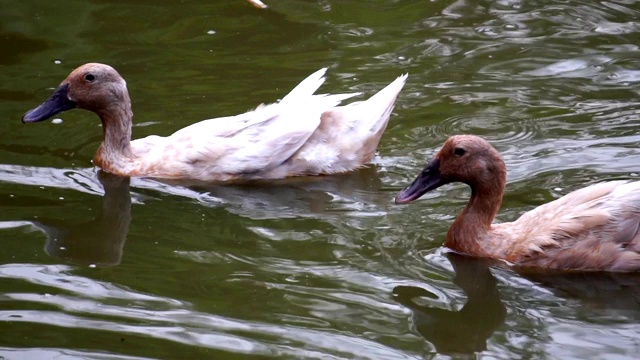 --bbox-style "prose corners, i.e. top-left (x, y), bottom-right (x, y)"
top-left (22, 63), bottom-right (407, 182)
top-left (395, 135), bottom-right (640, 272)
